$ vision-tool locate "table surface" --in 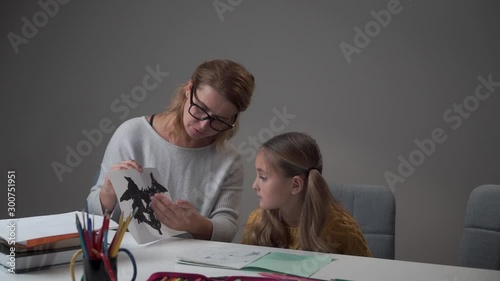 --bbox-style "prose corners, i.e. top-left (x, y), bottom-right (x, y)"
top-left (1, 231), bottom-right (499, 281)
